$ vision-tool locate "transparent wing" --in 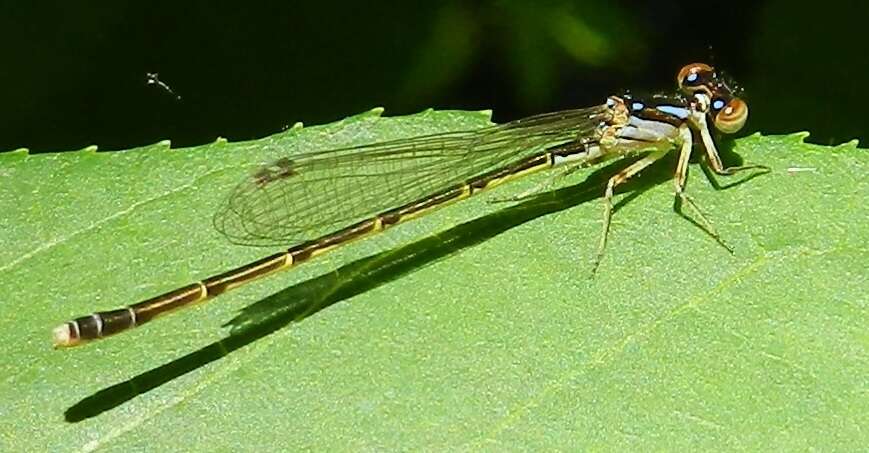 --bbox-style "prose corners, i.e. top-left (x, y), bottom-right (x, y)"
top-left (214, 106), bottom-right (610, 246)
